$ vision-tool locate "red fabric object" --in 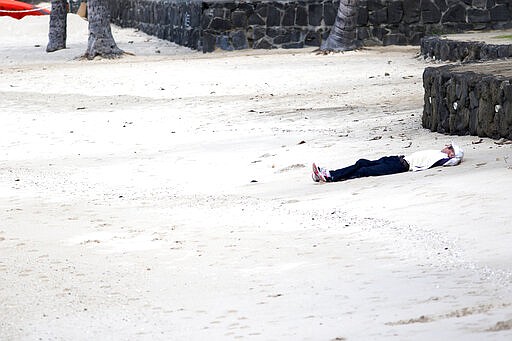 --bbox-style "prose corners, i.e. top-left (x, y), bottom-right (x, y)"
top-left (0, 0), bottom-right (50, 19)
